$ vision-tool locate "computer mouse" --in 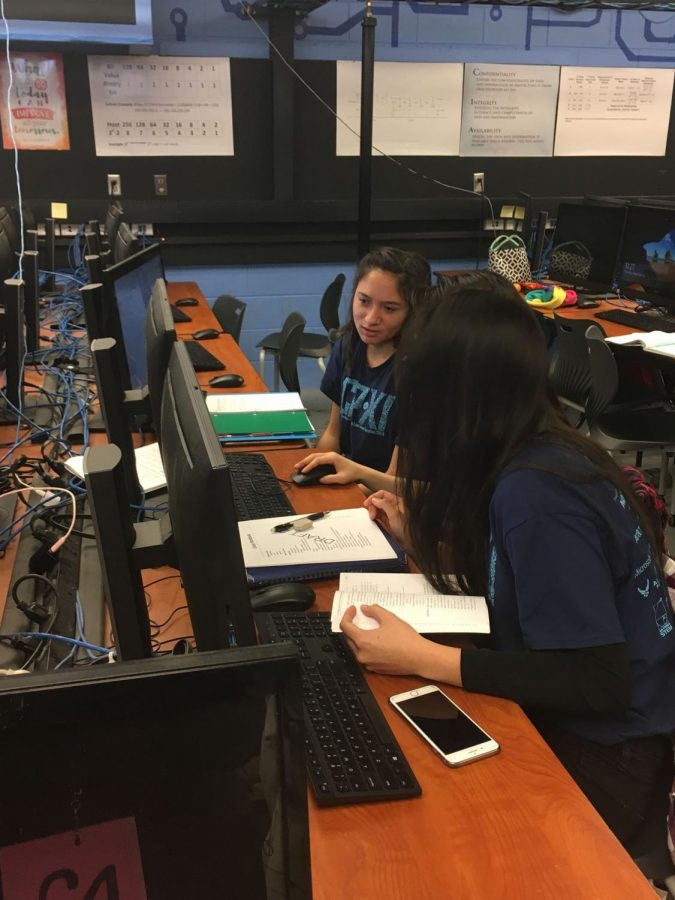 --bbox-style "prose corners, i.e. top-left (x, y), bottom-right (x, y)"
top-left (208, 373), bottom-right (244, 388)
top-left (576, 298), bottom-right (601, 309)
top-left (249, 582), bottom-right (315, 613)
top-left (193, 328), bottom-right (220, 341)
top-left (291, 464), bottom-right (337, 486)
top-left (175, 297), bottom-right (199, 307)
